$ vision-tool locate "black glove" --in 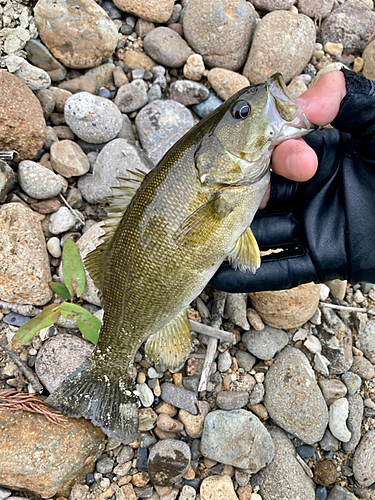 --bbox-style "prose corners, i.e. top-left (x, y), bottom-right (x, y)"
top-left (211, 69), bottom-right (375, 293)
